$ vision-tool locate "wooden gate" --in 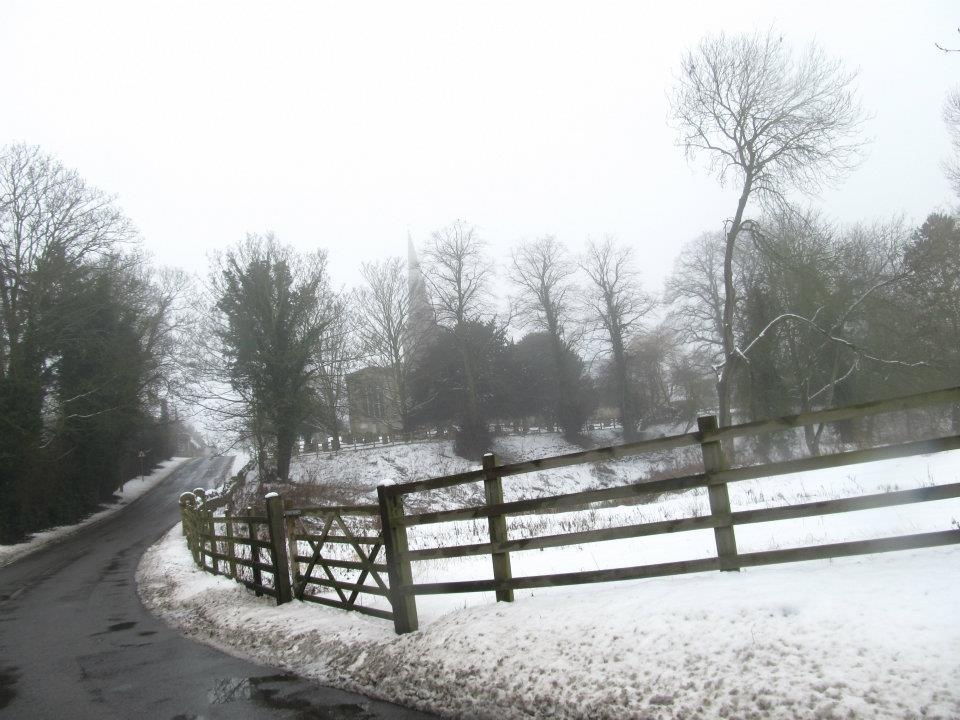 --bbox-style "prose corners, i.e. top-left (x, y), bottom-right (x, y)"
top-left (284, 505), bottom-right (393, 621)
